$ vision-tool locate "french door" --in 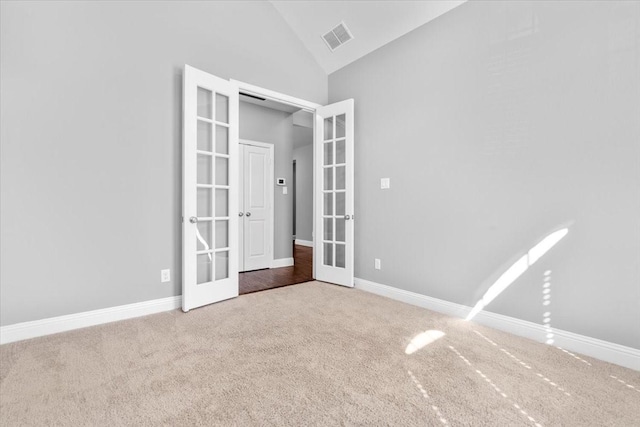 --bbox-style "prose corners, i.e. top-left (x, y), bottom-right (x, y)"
top-left (182, 65), bottom-right (239, 312)
top-left (314, 99), bottom-right (355, 287)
